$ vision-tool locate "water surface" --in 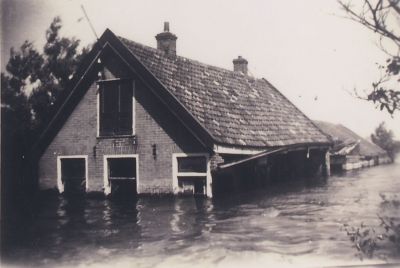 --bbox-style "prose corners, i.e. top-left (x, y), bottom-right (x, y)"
top-left (2, 163), bottom-right (400, 268)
